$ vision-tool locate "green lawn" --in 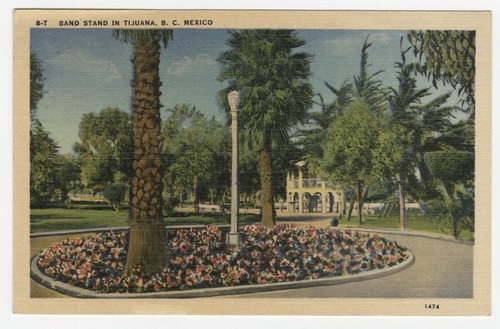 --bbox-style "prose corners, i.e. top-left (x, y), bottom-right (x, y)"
top-left (31, 207), bottom-right (129, 233)
top-left (338, 215), bottom-right (474, 241)
top-left (30, 204), bottom-right (474, 241)
top-left (30, 205), bottom-right (259, 233)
